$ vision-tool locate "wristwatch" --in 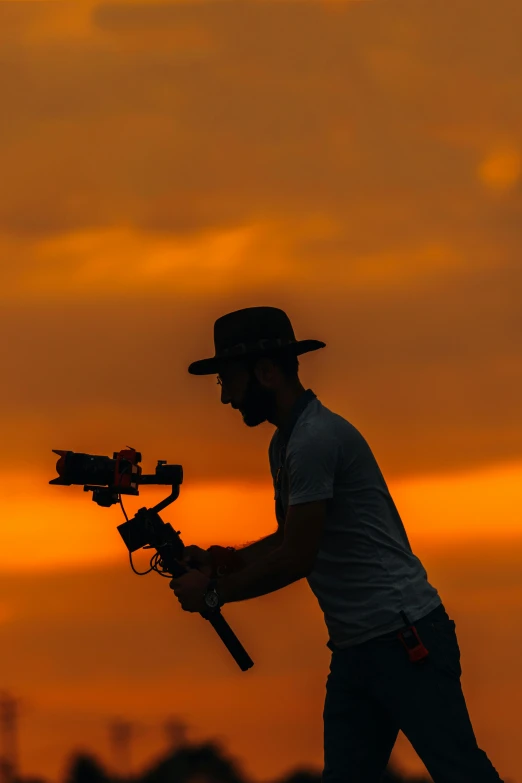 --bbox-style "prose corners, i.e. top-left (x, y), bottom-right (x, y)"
top-left (203, 578), bottom-right (223, 613)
